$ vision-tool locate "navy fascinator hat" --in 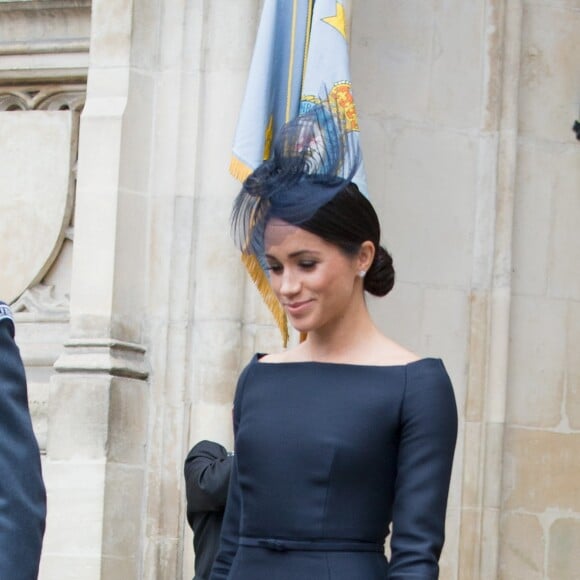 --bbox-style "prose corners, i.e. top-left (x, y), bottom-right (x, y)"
top-left (231, 98), bottom-right (361, 263)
